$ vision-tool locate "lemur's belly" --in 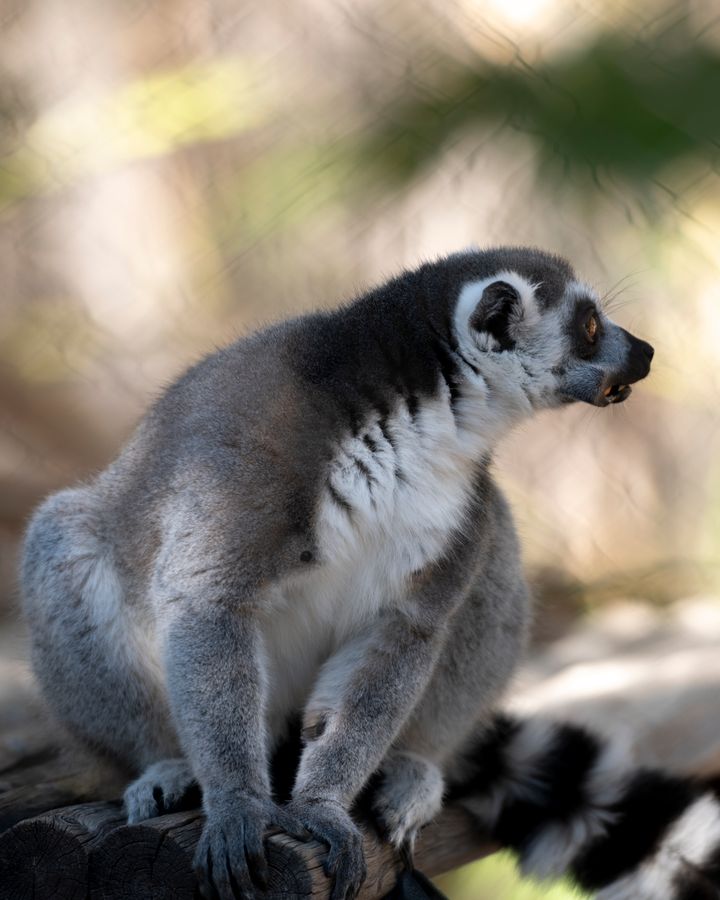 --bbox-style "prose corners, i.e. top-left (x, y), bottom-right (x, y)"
top-left (262, 559), bottom-right (403, 743)
top-left (262, 390), bottom-right (481, 742)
